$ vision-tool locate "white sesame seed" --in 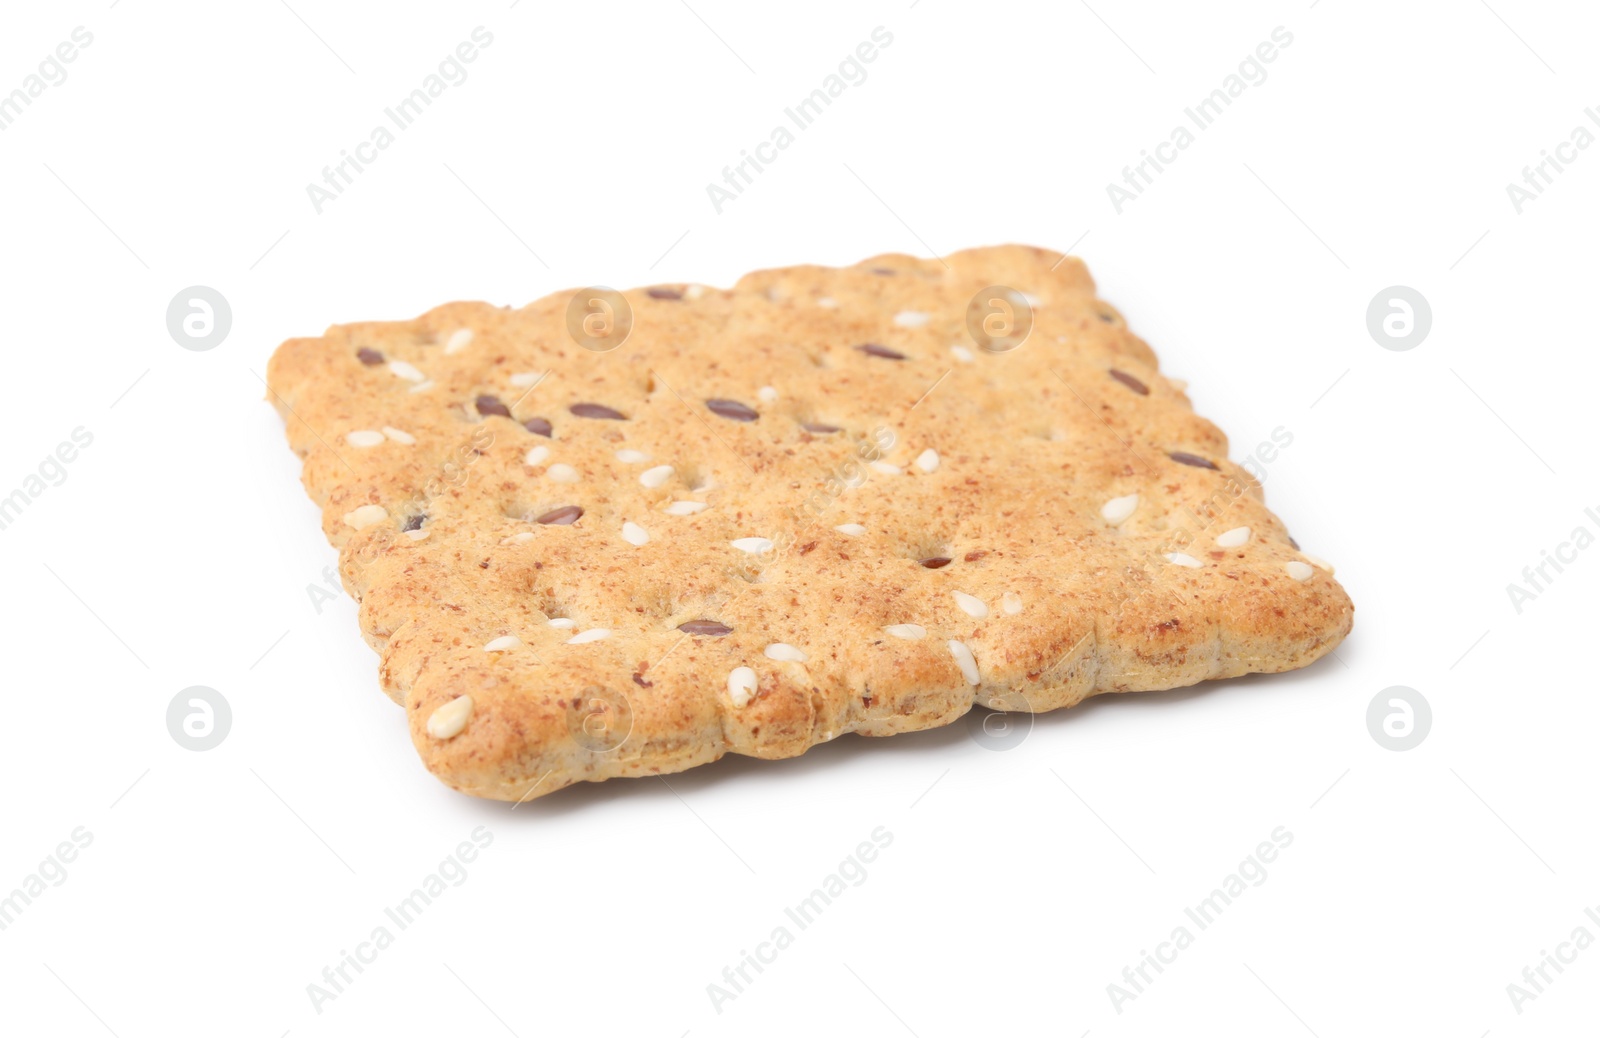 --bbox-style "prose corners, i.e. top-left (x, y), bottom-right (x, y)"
top-left (524, 445), bottom-right (550, 467)
top-left (894, 310), bottom-right (930, 328)
top-left (483, 635), bottom-right (523, 652)
top-left (665, 500), bottom-right (708, 515)
top-left (816, 296), bottom-right (838, 309)
top-left (1285, 561), bottom-right (1315, 581)
top-left (1102, 494), bottom-right (1139, 525)
top-left (884, 624), bottom-right (926, 639)
top-left (834, 523), bottom-right (866, 536)
top-left (951, 345), bottom-right (975, 363)
top-left (445, 328), bottom-right (473, 355)
top-left (1216, 526), bottom-right (1251, 548)
top-left (684, 284), bottom-right (706, 300)
top-left (408, 379), bottom-right (435, 393)
top-left (382, 426), bottom-right (416, 445)
top-left (342, 504), bottom-right (388, 530)
top-left (1165, 552), bottom-right (1204, 568)
top-left (615, 449), bottom-right (651, 464)
top-left (546, 617), bottom-right (576, 628)
top-left (953, 591), bottom-right (989, 618)
top-left (388, 360), bottom-right (425, 382)
top-left (947, 639), bottom-right (980, 685)
top-left (621, 521), bottom-right (649, 546)
top-left (731, 537), bottom-right (773, 554)
top-left (869, 461), bottom-right (903, 476)
top-left (501, 531), bottom-right (535, 545)
top-left (509, 371), bottom-right (545, 388)
top-left (1170, 378), bottom-right (1188, 391)
top-left (915, 448), bottom-right (940, 473)
top-left (1016, 291), bottom-right (1042, 308)
top-left (547, 463), bottom-right (580, 483)
top-left (567, 628), bottom-right (611, 644)
top-left (757, 385), bottom-right (779, 403)
top-left (1002, 592), bottom-right (1023, 615)
top-left (405, 528), bottom-right (430, 541)
top-left (640, 464), bottom-right (674, 488)
top-left (425, 695), bottom-right (473, 740)
top-left (728, 666), bottom-right (758, 707)
top-left (765, 642), bottom-right (807, 663)
top-left (1303, 554), bottom-right (1335, 574)
top-left (346, 430), bottom-right (385, 448)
